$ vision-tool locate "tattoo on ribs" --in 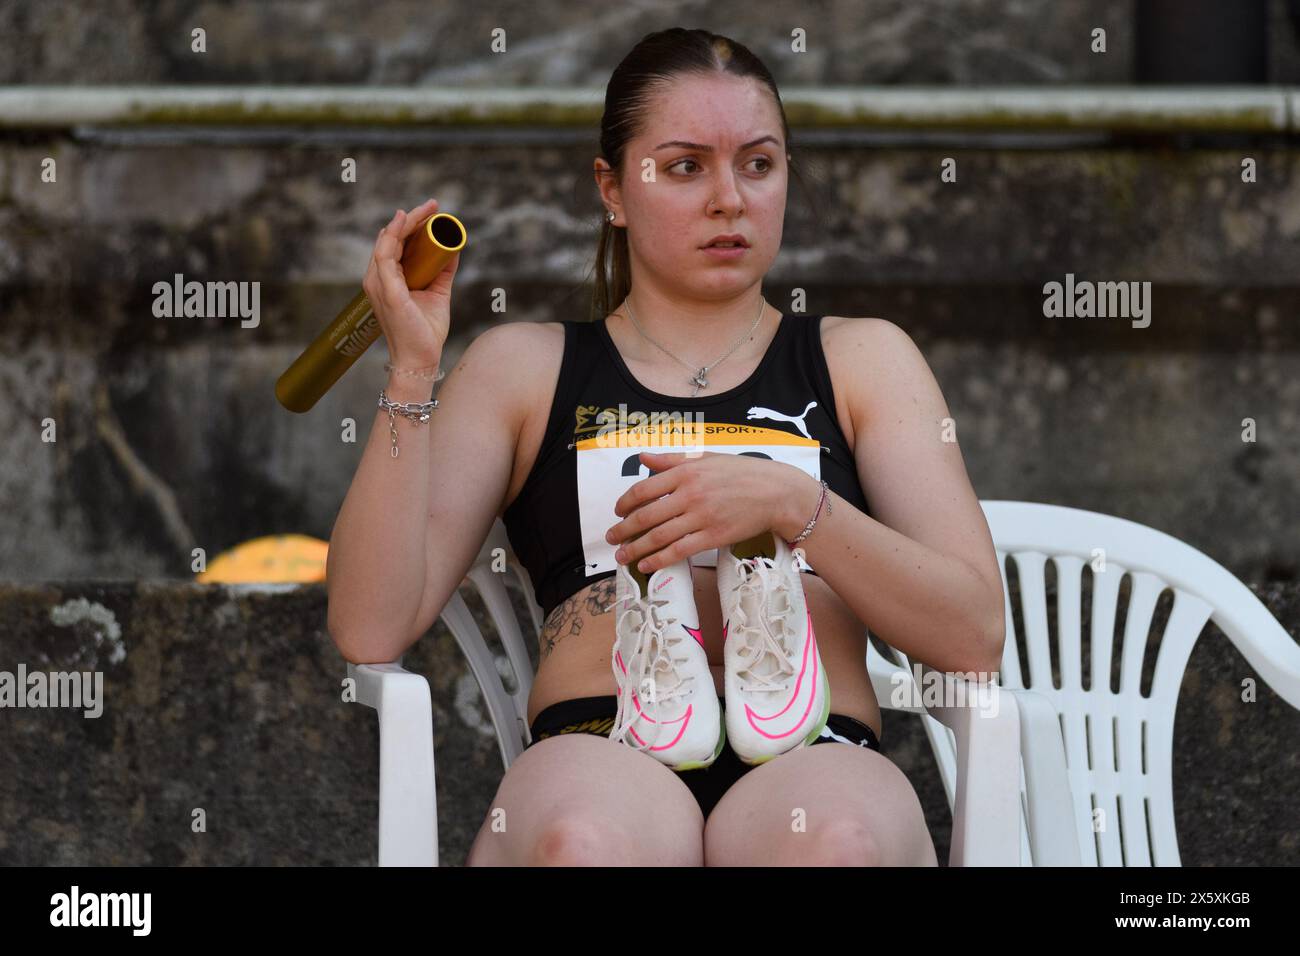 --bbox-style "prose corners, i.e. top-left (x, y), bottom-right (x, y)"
top-left (538, 576), bottom-right (618, 660)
